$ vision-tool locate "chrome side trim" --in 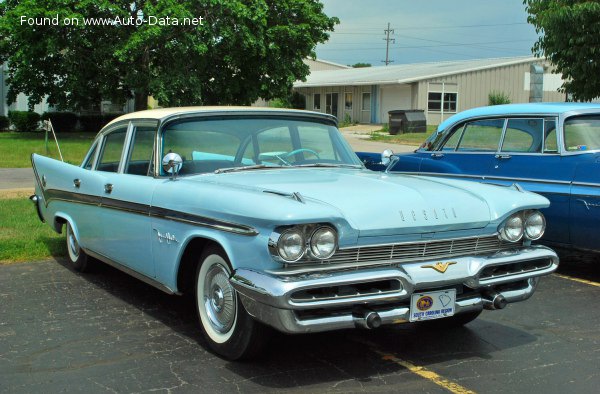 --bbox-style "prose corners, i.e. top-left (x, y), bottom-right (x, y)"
top-left (40, 188), bottom-right (258, 236)
top-left (85, 249), bottom-right (178, 295)
top-left (572, 181), bottom-right (600, 188)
